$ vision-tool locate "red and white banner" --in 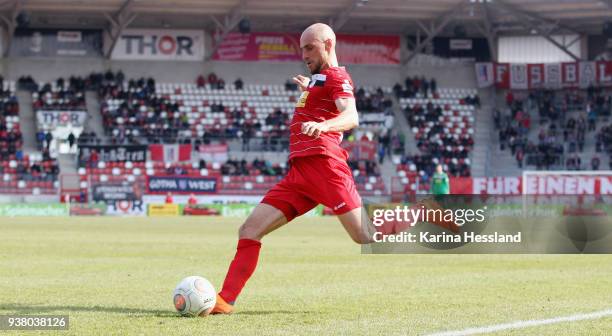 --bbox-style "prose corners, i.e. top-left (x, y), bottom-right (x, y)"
top-left (451, 176), bottom-right (612, 195)
top-left (476, 61), bottom-right (612, 89)
top-left (213, 32), bottom-right (400, 65)
top-left (198, 144), bottom-right (228, 162)
top-left (149, 144), bottom-right (192, 162)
